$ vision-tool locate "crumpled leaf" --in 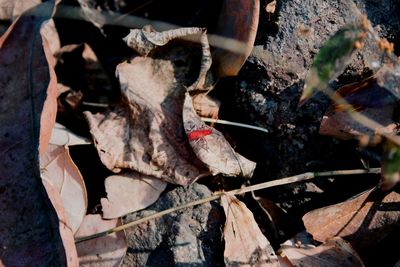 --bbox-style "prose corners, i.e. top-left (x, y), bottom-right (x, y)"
top-left (319, 76), bottom-right (397, 140)
top-left (300, 18), bottom-right (370, 104)
top-left (221, 194), bottom-right (280, 266)
top-left (124, 26), bottom-right (212, 91)
top-left (42, 178), bottom-right (80, 266)
top-left (192, 93), bottom-right (220, 119)
top-left (183, 93), bottom-right (256, 177)
top-left (101, 172), bottom-right (167, 219)
top-left (303, 188), bottom-right (400, 252)
top-left (77, 0), bottom-right (105, 30)
top-left (40, 144), bottom-right (88, 233)
top-left (266, 0), bottom-right (277, 15)
top-left (40, 19), bottom-right (60, 56)
top-left (212, 0), bottom-right (260, 77)
top-left (76, 214), bottom-right (127, 267)
top-left (85, 26), bottom-right (254, 184)
top-left (0, 0), bottom-right (40, 20)
top-left (279, 237), bottom-right (364, 267)
top-left (49, 122), bottom-right (91, 146)
top-left (0, 1), bottom-right (68, 265)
